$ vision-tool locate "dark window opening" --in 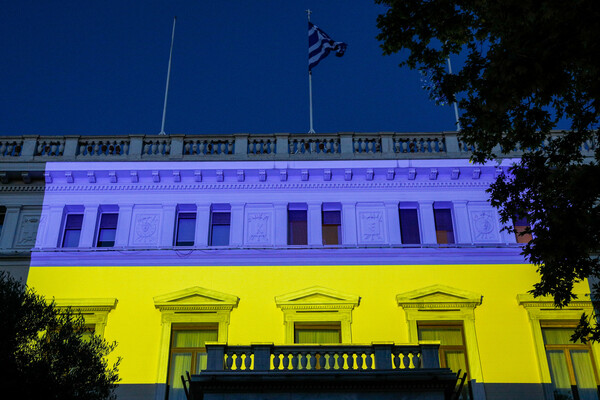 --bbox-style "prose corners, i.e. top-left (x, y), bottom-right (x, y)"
top-left (514, 216), bottom-right (532, 244)
top-left (175, 212), bottom-right (196, 246)
top-left (322, 208), bottom-right (341, 245)
top-left (210, 210), bottom-right (230, 246)
top-left (288, 206), bottom-right (307, 245)
top-left (97, 213), bottom-right (118, 247)
top-left (399, 207), bottom-right (421, 244)
top-left (434, 208), bottom-right (455, 244)
top-left (62, 214), bottom-right (83, 248)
